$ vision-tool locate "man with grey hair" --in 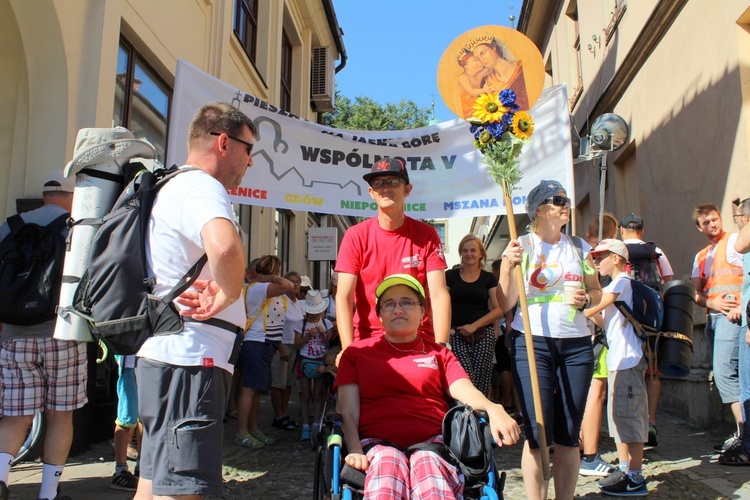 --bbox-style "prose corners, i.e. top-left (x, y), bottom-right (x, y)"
top-left (0, 173), bottom-right (82, 500)
top-left (723, 198), bottom-right (750, 466)
top-left (134, 102), bottom-right (255, 499)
